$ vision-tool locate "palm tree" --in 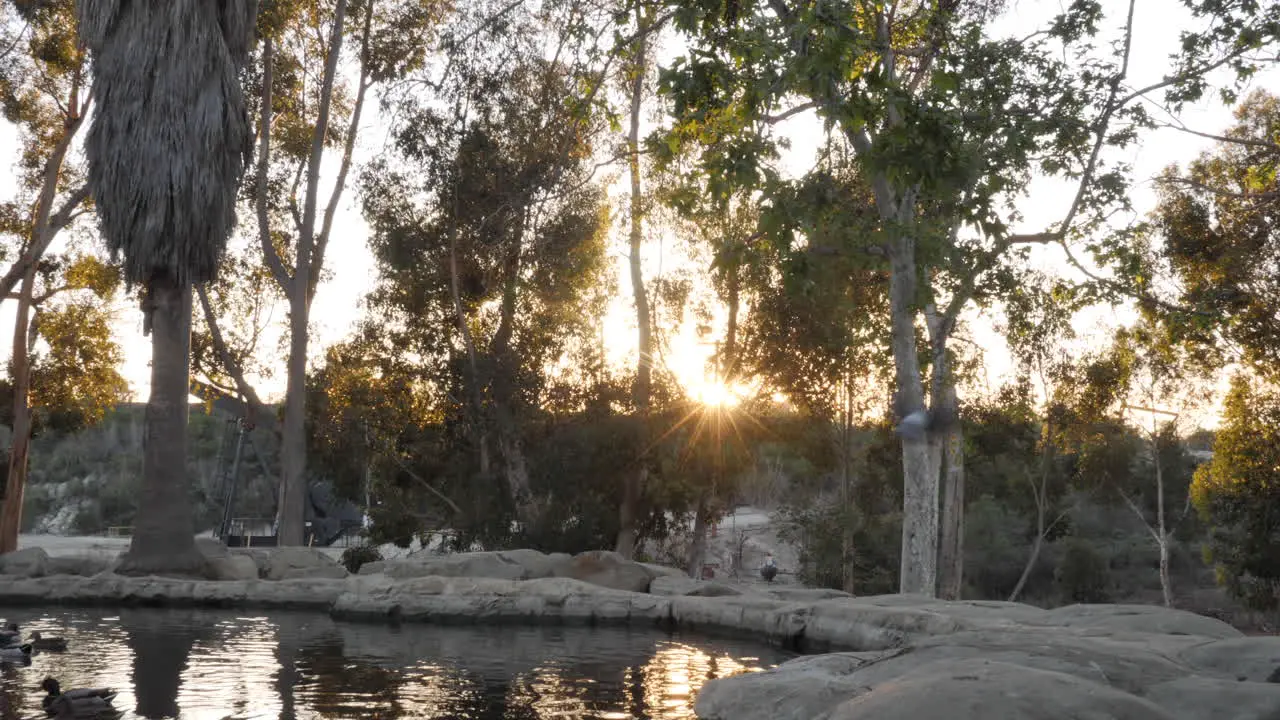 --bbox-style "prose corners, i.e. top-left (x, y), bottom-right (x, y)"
top-left (78, 0), bottom-right (256, 574)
